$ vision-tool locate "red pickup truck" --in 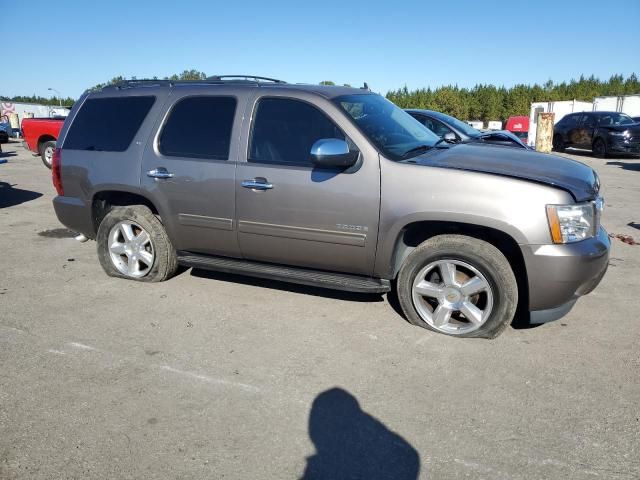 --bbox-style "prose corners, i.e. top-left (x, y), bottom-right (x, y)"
top-left (22, 117), bottom-right (65, 168)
